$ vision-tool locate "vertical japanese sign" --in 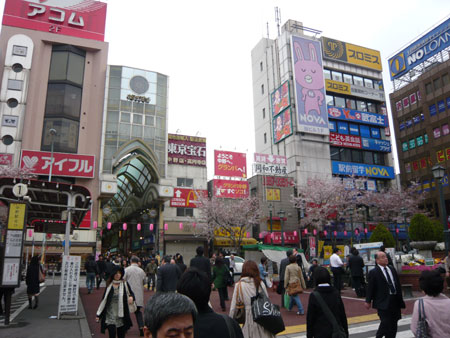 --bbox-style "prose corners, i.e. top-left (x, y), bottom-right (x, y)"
top-left (58, 255), bottom-right (81, 317)
top-left (1, 202), bottom-right (27, 287)
top-left (214, 150), bottom-right (247, 178)
top-left (309, 236), bottom-right (316, 257)
top-left (291, 35), bottom-right (329, 135)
